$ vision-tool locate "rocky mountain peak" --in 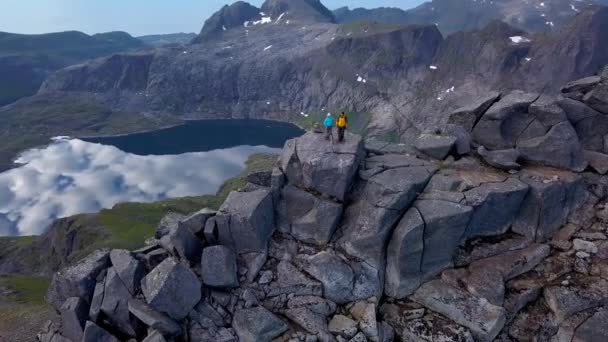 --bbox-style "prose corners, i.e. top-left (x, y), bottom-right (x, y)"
top-left (193, 1), bottom-right (261, 43)
top-left (261, 0), bottom-right (336, 23)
